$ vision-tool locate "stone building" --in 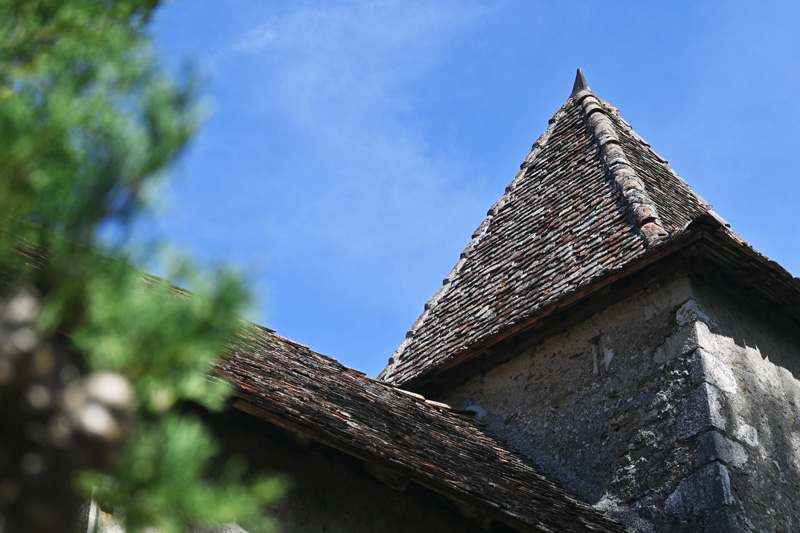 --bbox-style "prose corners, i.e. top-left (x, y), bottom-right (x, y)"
top-left (94, 70), bottom-right (800, 532)
top-left (377, 70), bottom-right (800, 531)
